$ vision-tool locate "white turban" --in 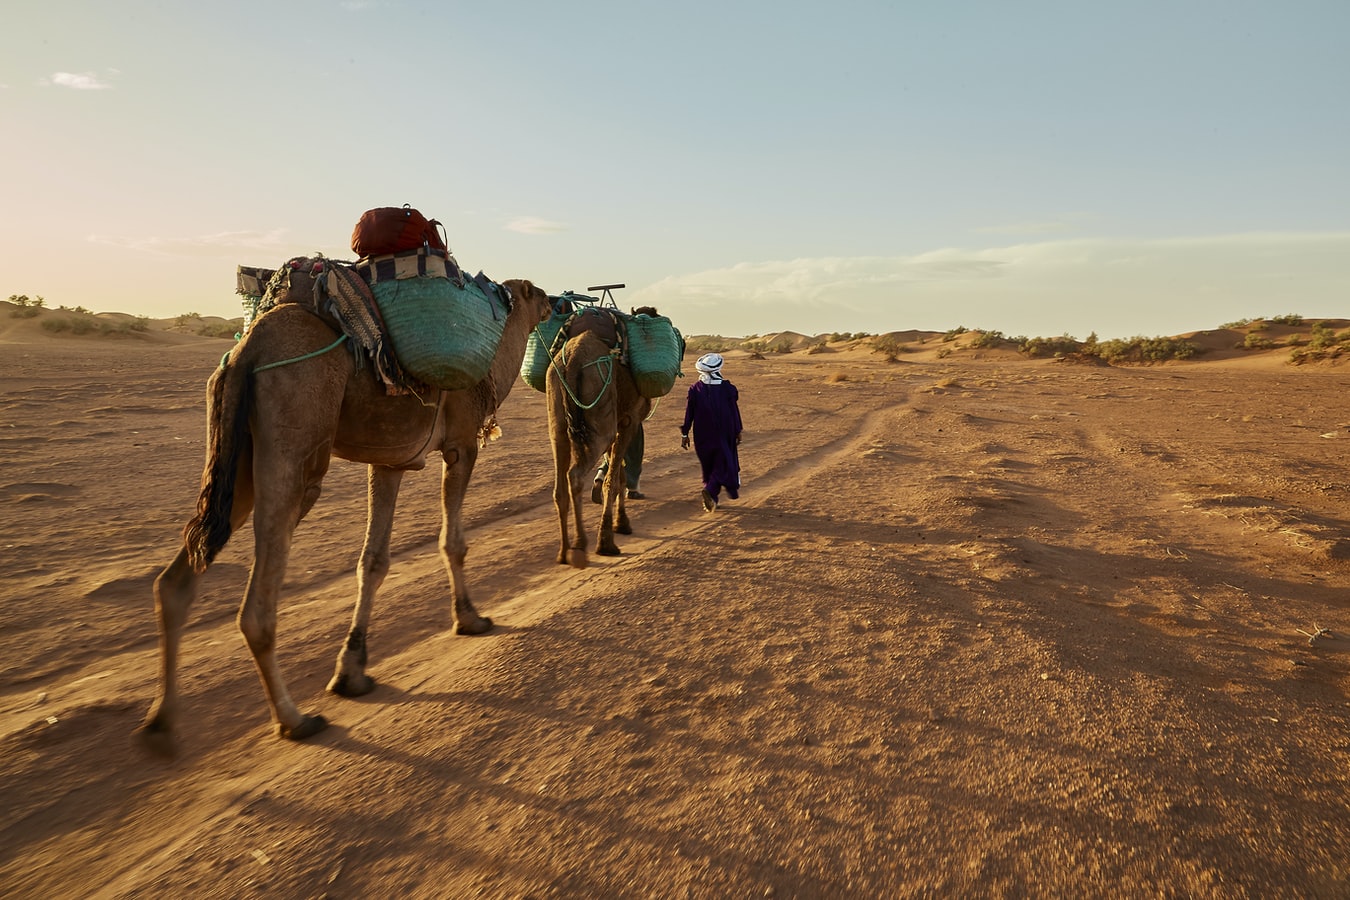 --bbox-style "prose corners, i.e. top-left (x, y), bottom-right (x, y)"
top-left (695, 353), bottom-right (724, 384)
